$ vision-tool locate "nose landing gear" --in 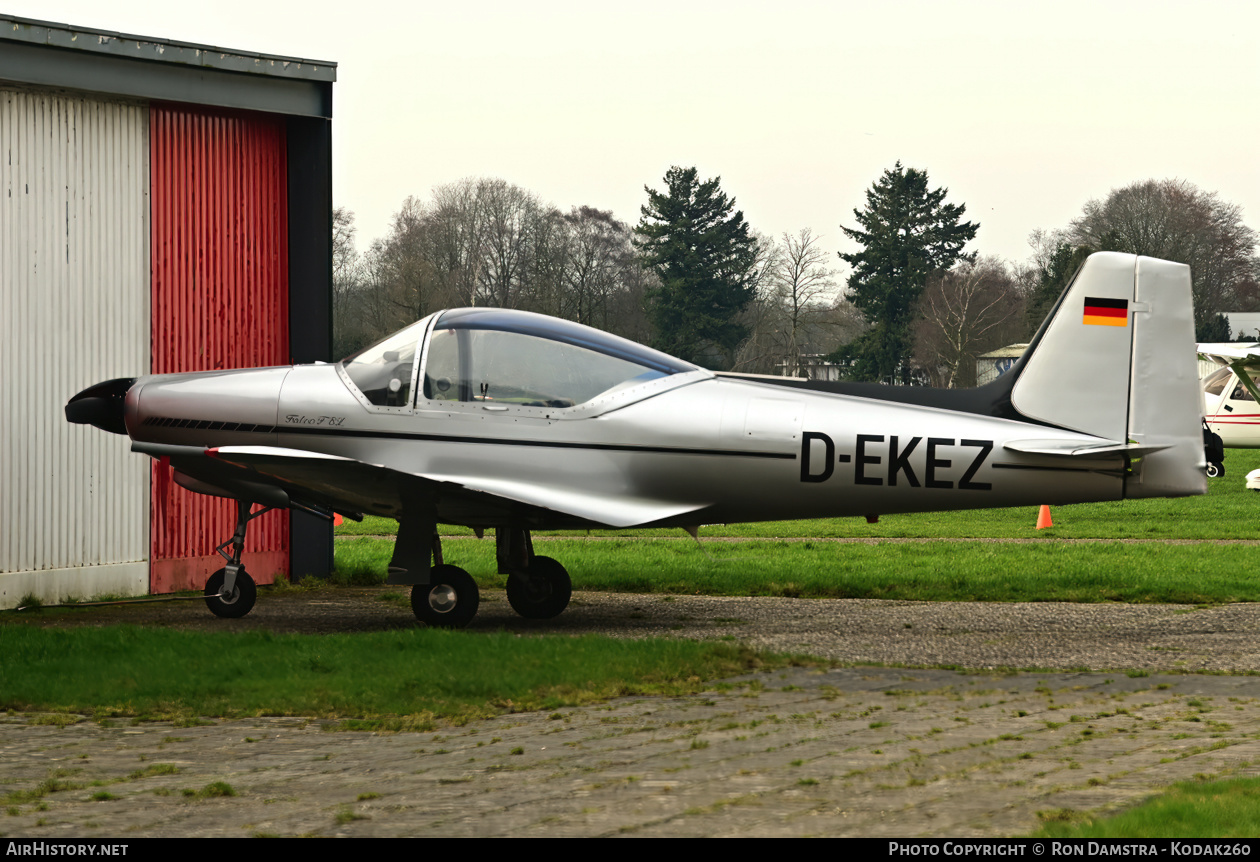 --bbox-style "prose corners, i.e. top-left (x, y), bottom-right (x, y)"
top-left (204, 500), bottom-right (272, 619)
